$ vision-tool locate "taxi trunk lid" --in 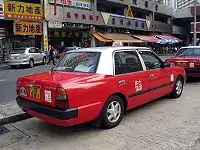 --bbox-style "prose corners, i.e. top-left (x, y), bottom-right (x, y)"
top-left (17, 72), bottom-right (60, 108)
top-left (173, 56), bottom-right (200, 68)
top-left (17, 71), bottom-right (104, 108)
